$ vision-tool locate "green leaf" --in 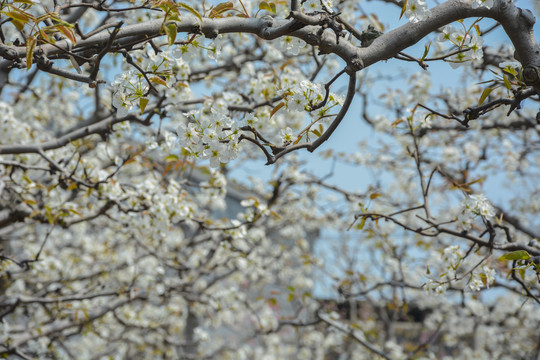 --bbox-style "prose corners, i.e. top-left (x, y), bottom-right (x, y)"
top-left (420, 42), bottom-right (430, 61)
top-left (502, 66), bottom-right (518, 77)
top-left (259, 1), bottom-right (276, 14)
top-left (287, 293), bottom-right (294, 302)
top-left (2, 9), bottom-right (32, 31)
top-left (26, 35), bottom-right (36, 70)
top-left (2, 8), bottom-right (32, 23)
top-left (168, 13), bottom-right (181, 22)
top-left (24, 199), bottom-right (37, 206)
top-left (139, 97), bottom-right (149, 113)
top-left (355, 216), bottom-right (367, 230)
top-left (478, 87), bottom-right (492, 106)
top-left (502, 73), bottom-right (512, 90)
top-left (44, 206), bottom-right (55, 224)
top-left (11, 18), bottom-right (26, 31)
top-left (478, 272), bottom-right (487, 286)
top-left (498, 250), bottom-right (530, 261)
top-left (519, 268), bottom-right (526, 280)
top-left (178, 2), bottom-right (203, 24)
top-left (209, 1), bottom-right (234, 18)
top-left (165, 154), bottom-right (179, 162)
top-left (150, 76), bottom-right (168, 87)
top-left (166, 23), bottom-right (177, 46)
top-left (68, 208), bottom-right (82, 216)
